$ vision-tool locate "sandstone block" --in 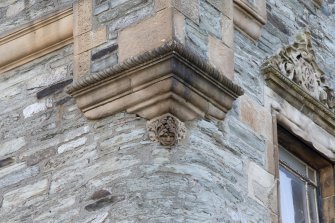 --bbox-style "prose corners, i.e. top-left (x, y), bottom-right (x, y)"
top-left (239, 95), bottom-right (272, 140)
top-left (2, 178), bottom-right (48, 208)
top-left (247, 161), bottom-right (275, 206)
top-left (74, 26), bottom-right (107, 55)
top-left (154, 0), bottom-right (199, 23)
top-left (323, 196), bottom-right (335, 222)
top-left (154, 0), bottom-right (173, 11)
top-left (74, 51), bottom-right (91, 79)
top-left (233, 0), bottom-right (267, 40)
top-left (73, 0), bottom-right (92, 36)
top-left (207, 0), bottom-right (233, 19)
top-left (222, 15), bottom-right (234, 48)
top-left (208, 35), bottom-right (234, 80)
top-left (119, 9), bottom-right (174, 62)
top-left (320, 166), bottom-right (335, 198)
top-left (173, 10), bottom-right (186, 44)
